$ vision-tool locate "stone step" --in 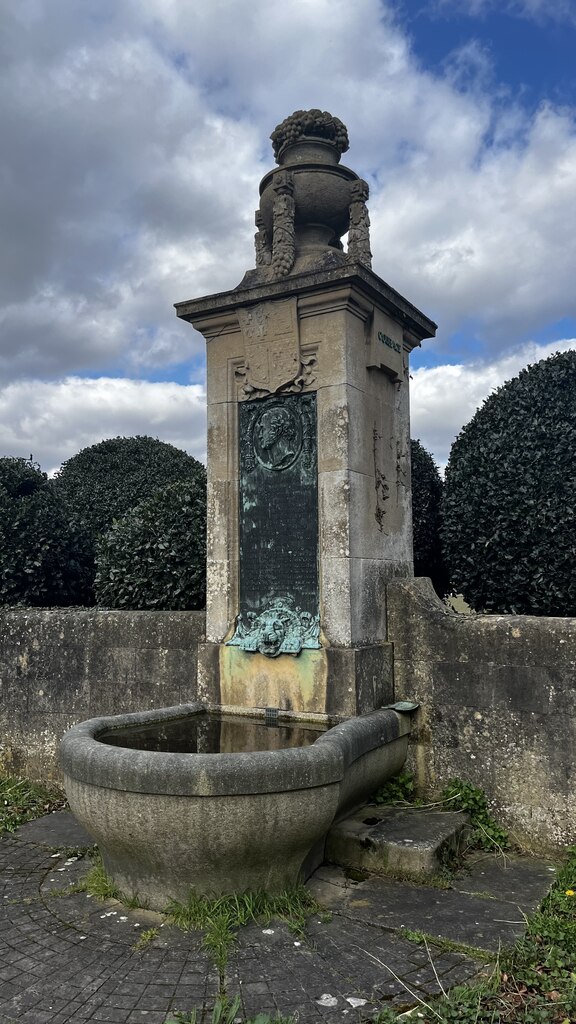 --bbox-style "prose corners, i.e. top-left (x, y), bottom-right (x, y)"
top-left (325, 804), bottom-right (471, 880)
